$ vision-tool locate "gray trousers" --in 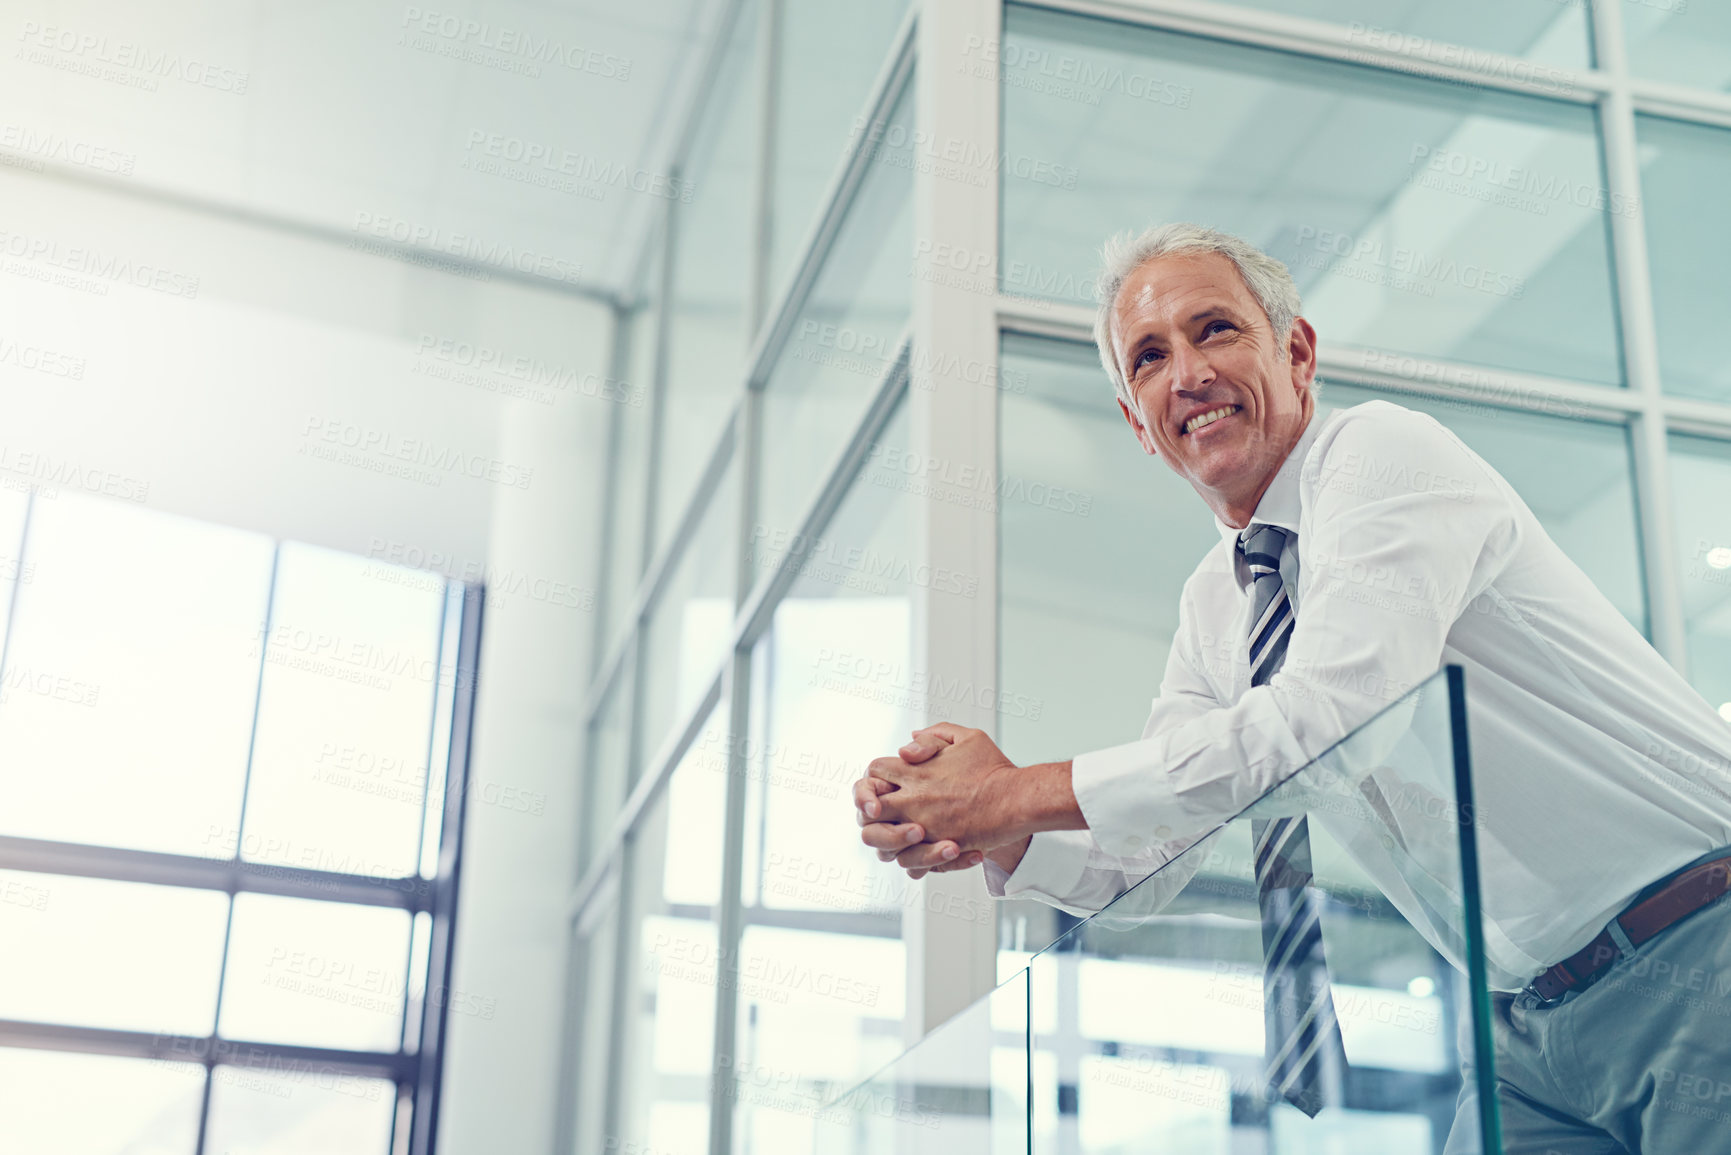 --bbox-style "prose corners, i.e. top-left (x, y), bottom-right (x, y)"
top-left (1445, 896), bottom-right (1731, 1154)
